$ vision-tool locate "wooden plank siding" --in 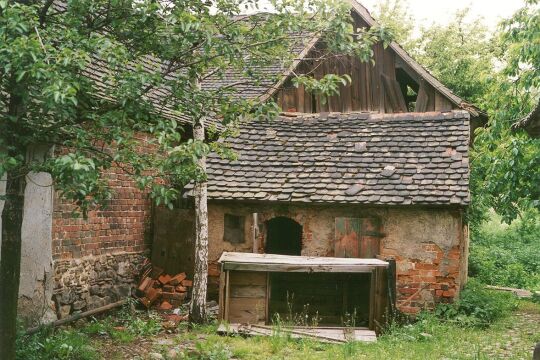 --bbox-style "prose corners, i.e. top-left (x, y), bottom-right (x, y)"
top-left (225, 271), bottom-right (267, 324)
top-left (273, 12), bottom-right (459, 115)
top-left (334, 217), bottom-right (383, 259)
